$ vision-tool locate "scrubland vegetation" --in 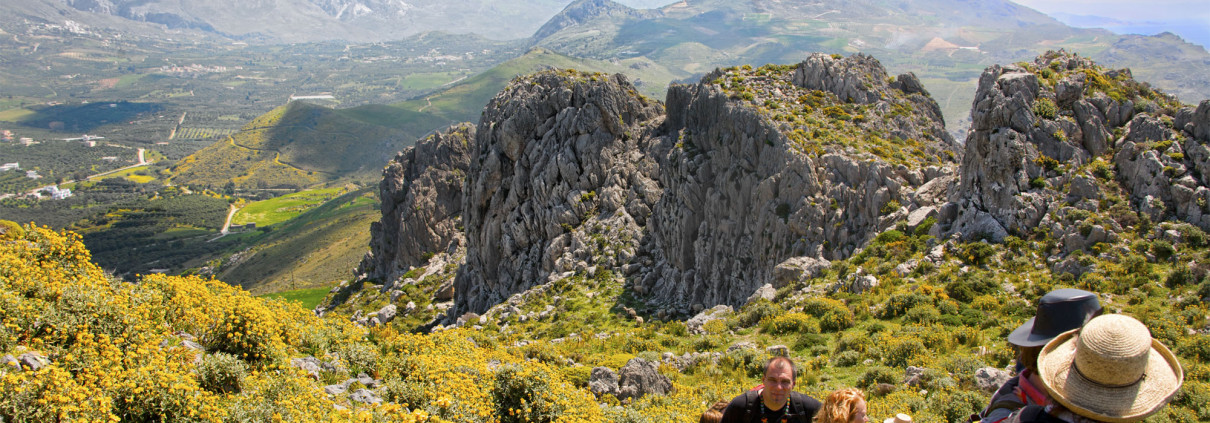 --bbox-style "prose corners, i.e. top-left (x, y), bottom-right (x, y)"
top-left (6, 212), bottom-right (1205, 422)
